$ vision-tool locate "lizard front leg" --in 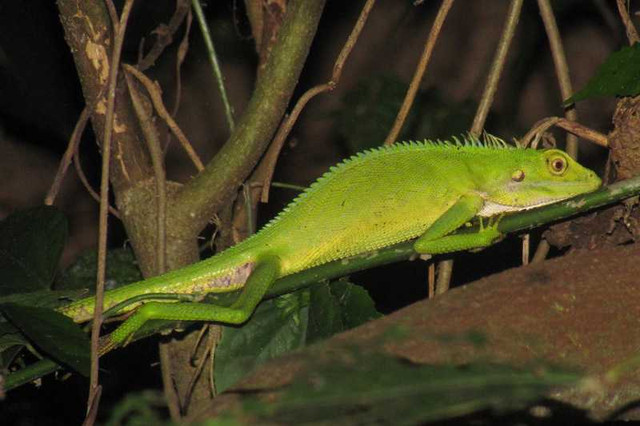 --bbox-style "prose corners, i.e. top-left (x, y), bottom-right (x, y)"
top-left (414, 194), bottom-right (501, 254)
